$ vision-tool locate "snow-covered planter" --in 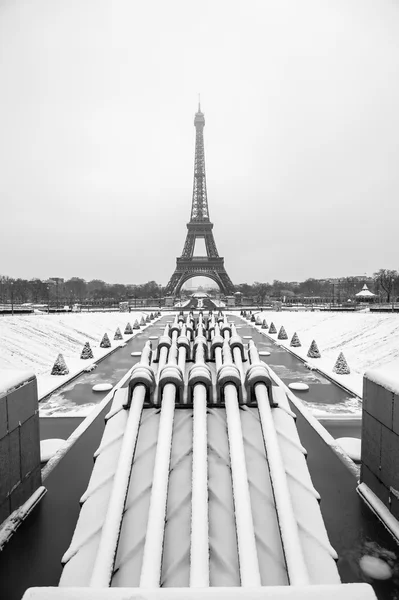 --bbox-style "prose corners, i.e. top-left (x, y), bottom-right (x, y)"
top-left (100, 333), bottom-right (111, 348)
top-left (51, 353), bottom-right (69, 375)
top-left (333, 352), bottom-right (350, 374)
top-left (290, 332), bottom-right (301, 347)
top-left (114, 327), bottom-right (123, 341)
top-left (80, 341), bottom-right (93, 360)
top-left (277, 326), bottom-right (288, 340)
top-left (261, 319), bottom-right (268, 329)
top-left (124, 322), bottom-right (133, 335)
top-left (307, 340), bottom-right (321, 358)
top-left (133, 320), bottom-right (140, 330)
top-left (268, 322), bottom-right (277, 334)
